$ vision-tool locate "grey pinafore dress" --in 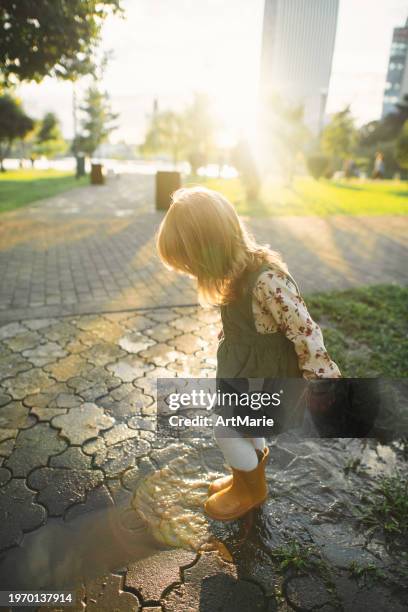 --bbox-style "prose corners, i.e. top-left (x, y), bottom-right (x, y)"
top-left (215, 263), bottom-right (302, 435)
